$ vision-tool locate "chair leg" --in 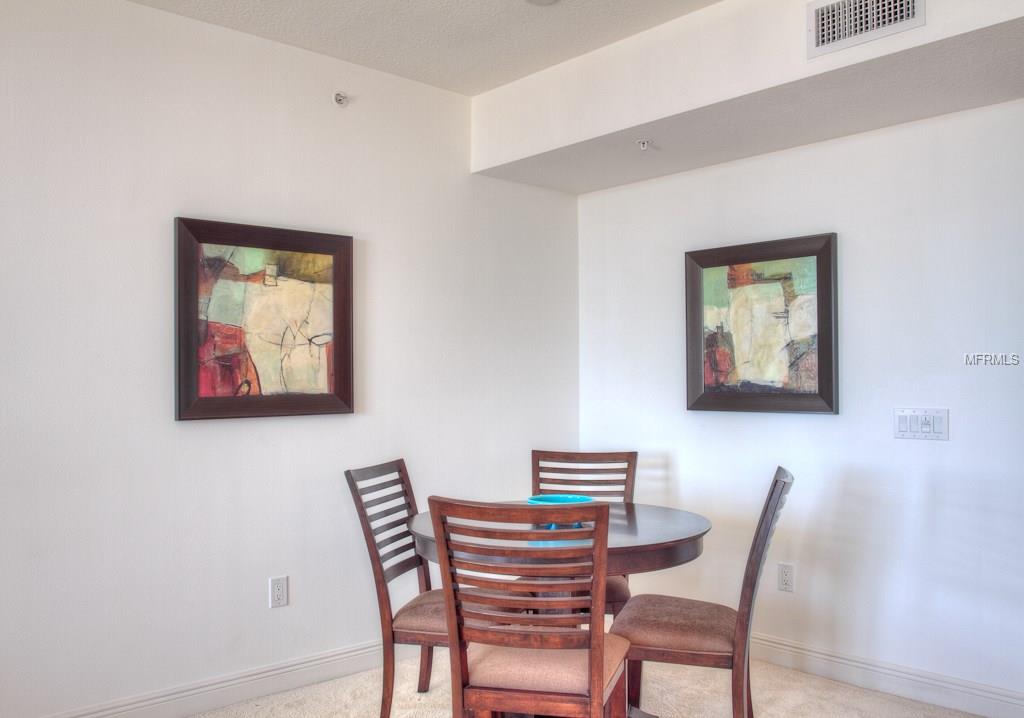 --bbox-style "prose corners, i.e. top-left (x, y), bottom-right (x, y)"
top-left (605, 670), bottom-right (627, 718)
top-left (731, 663), bottom-right (748, 718)
top-left (380, 639), bottom-right (395, 718)
top-left (746, 659), bottom-right (754, 718)
top-left (417, 645), bottom-right (434, 693)
top-left (627, 660), bottom-right (643, 709)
